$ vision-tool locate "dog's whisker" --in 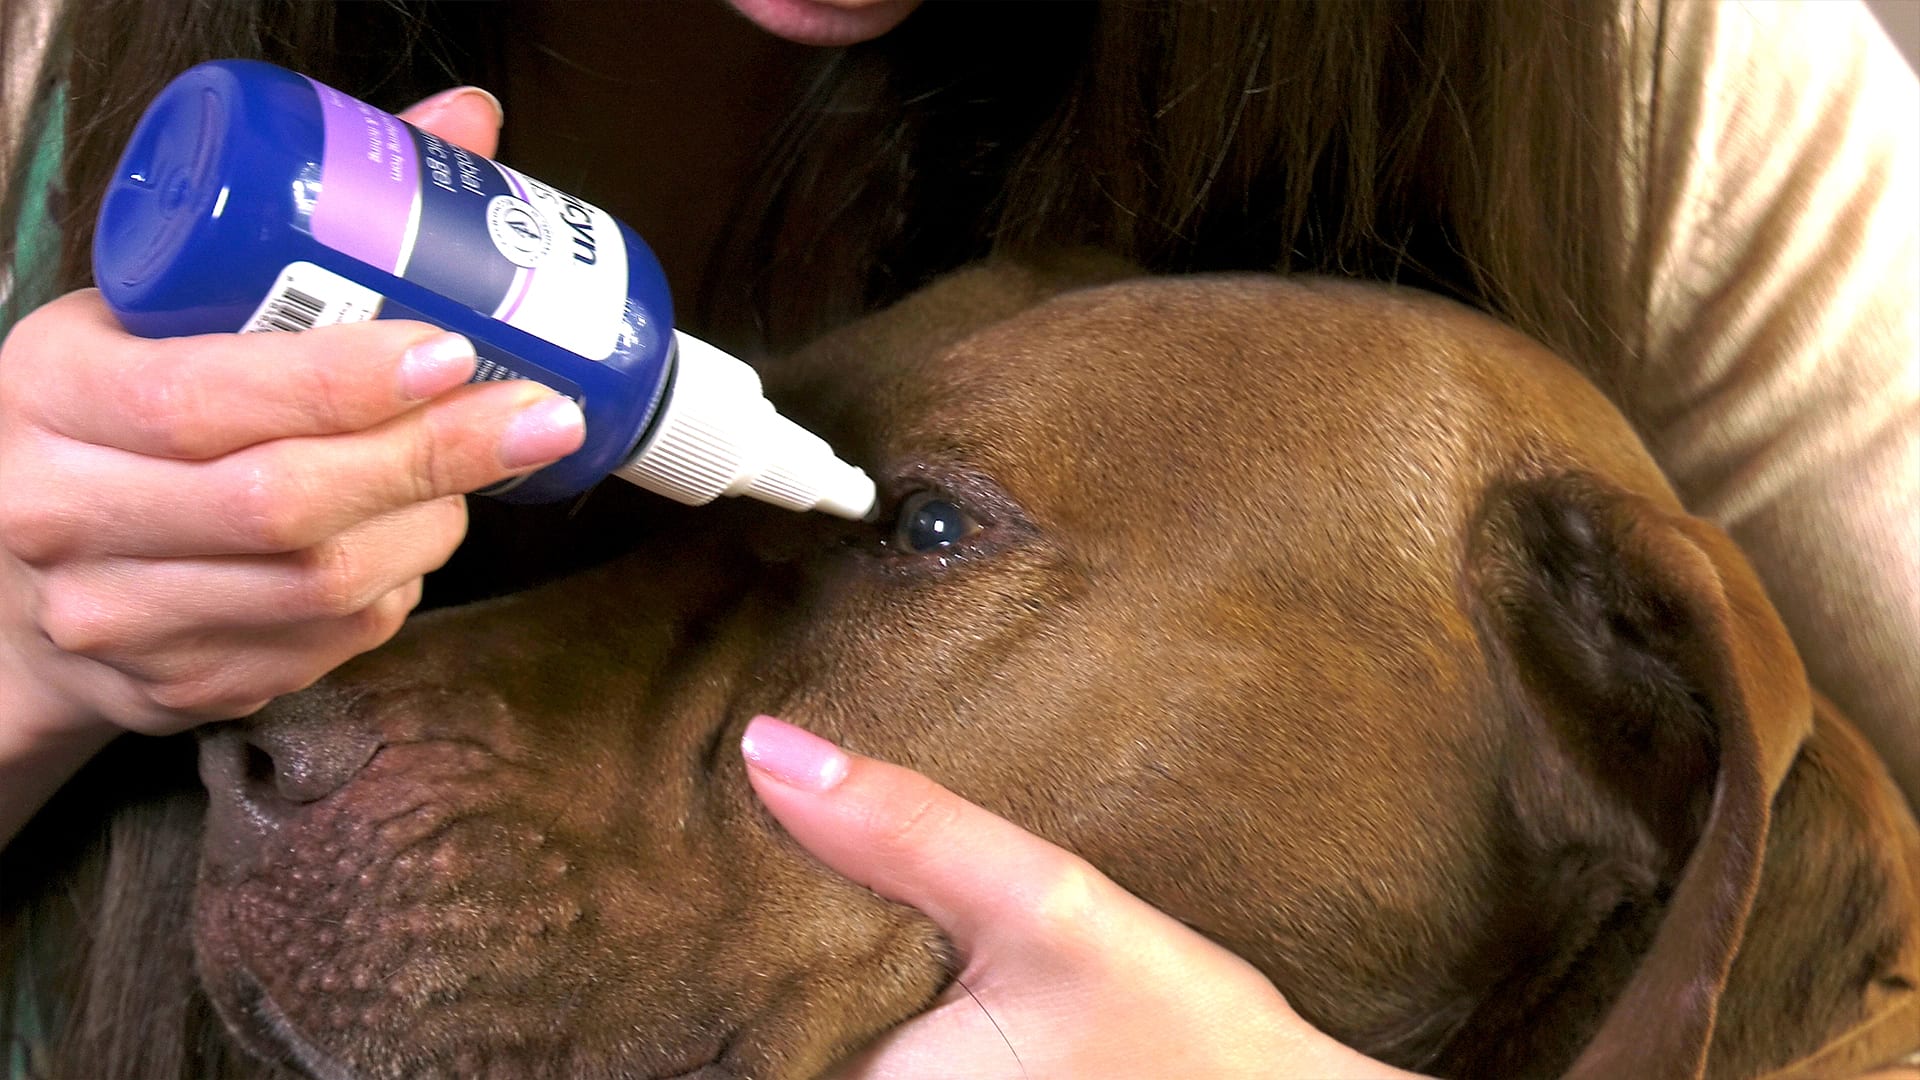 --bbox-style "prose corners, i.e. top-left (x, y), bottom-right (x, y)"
top-left (954, 977), bottom-right (1027, 1080)
top-left (257, 914), bottom-right (349, 928)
